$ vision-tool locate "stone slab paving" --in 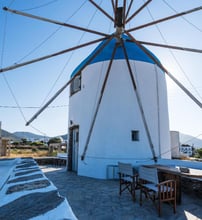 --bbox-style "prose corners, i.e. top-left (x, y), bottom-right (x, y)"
top-left (0, 190), bottom-right (64, 220)
top-left (43, 166), bottom-right (202, 220)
